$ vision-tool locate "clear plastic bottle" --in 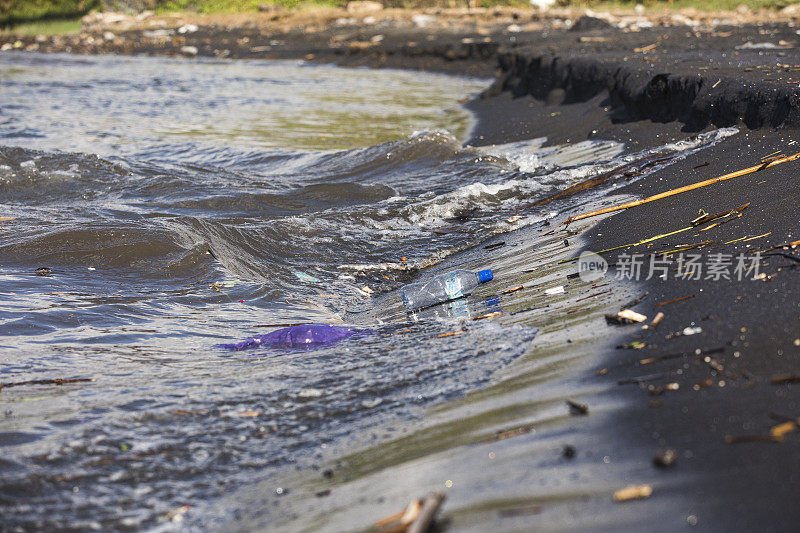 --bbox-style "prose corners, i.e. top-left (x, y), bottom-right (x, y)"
top-left (401, 269), bottom-right (493, 311)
